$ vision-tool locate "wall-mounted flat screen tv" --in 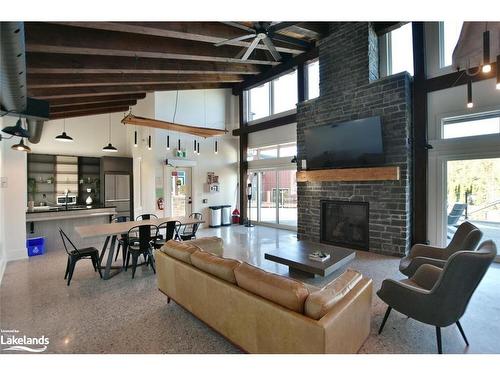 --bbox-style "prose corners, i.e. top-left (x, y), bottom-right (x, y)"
top-left (304, 116), bottom-right (385, 170)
